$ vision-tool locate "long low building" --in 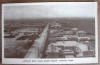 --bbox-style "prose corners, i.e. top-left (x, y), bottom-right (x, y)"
top-left (46, 41), bottom-right (89, 58)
